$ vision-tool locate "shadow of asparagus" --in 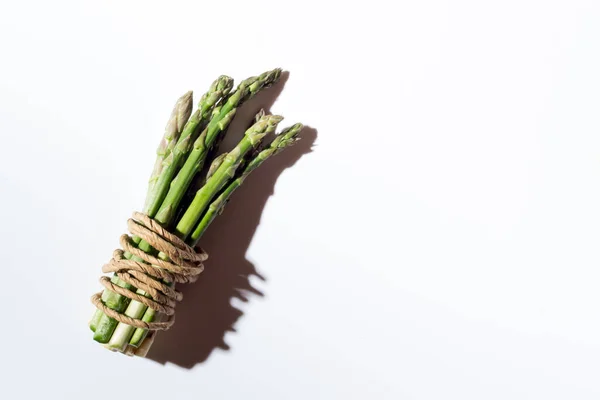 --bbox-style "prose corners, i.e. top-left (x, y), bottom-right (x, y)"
top-left (145, 73), bottom-right (317, 368)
